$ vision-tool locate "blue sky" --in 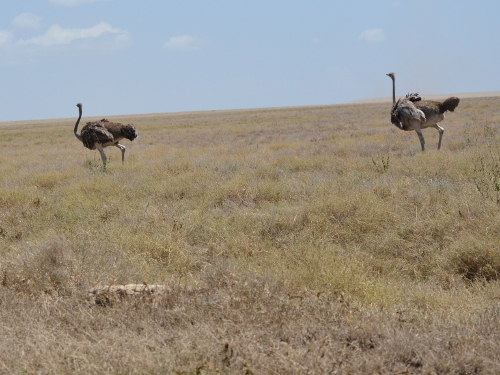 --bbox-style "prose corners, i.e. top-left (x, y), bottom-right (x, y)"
top-left (1, 0), bottom-right (499, 121)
